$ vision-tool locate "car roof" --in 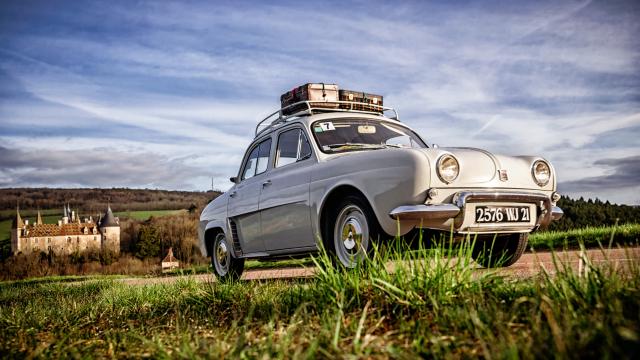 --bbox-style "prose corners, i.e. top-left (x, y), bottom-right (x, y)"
top-left (254, 112), bottom-right (406, 141)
